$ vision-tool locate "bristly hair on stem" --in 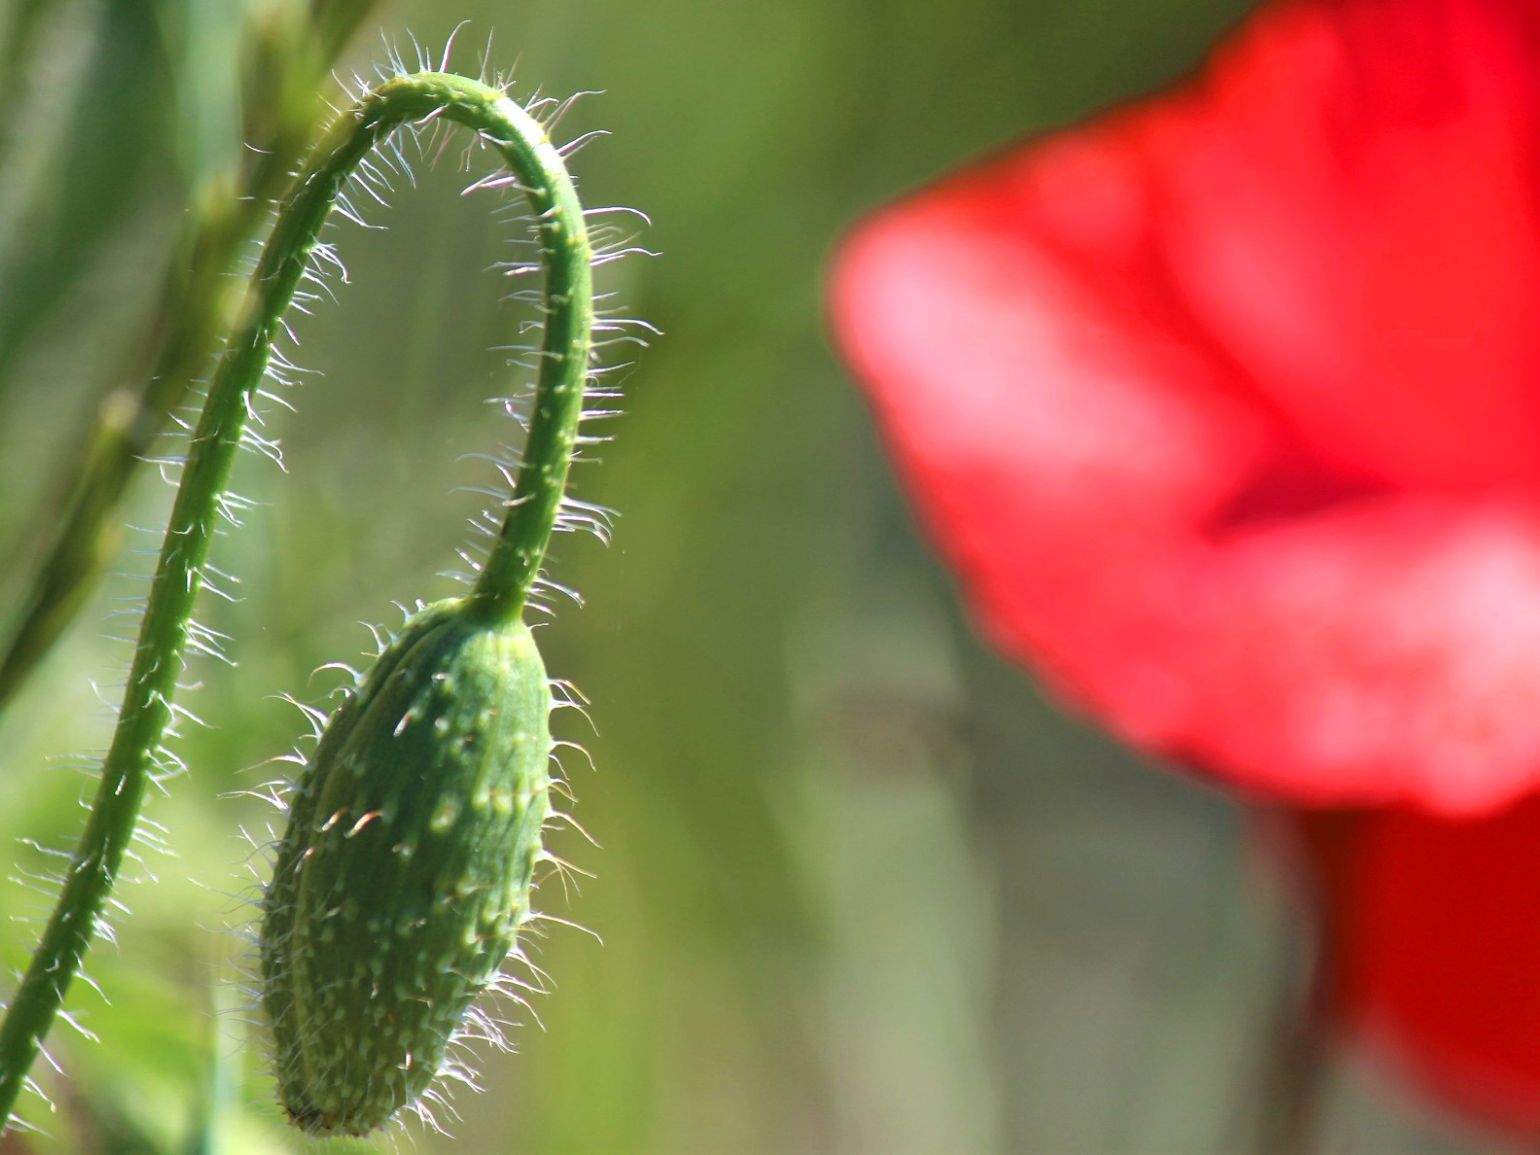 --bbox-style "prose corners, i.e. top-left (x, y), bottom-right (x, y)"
top-left (0, 69), bottom-right (599, 1132)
